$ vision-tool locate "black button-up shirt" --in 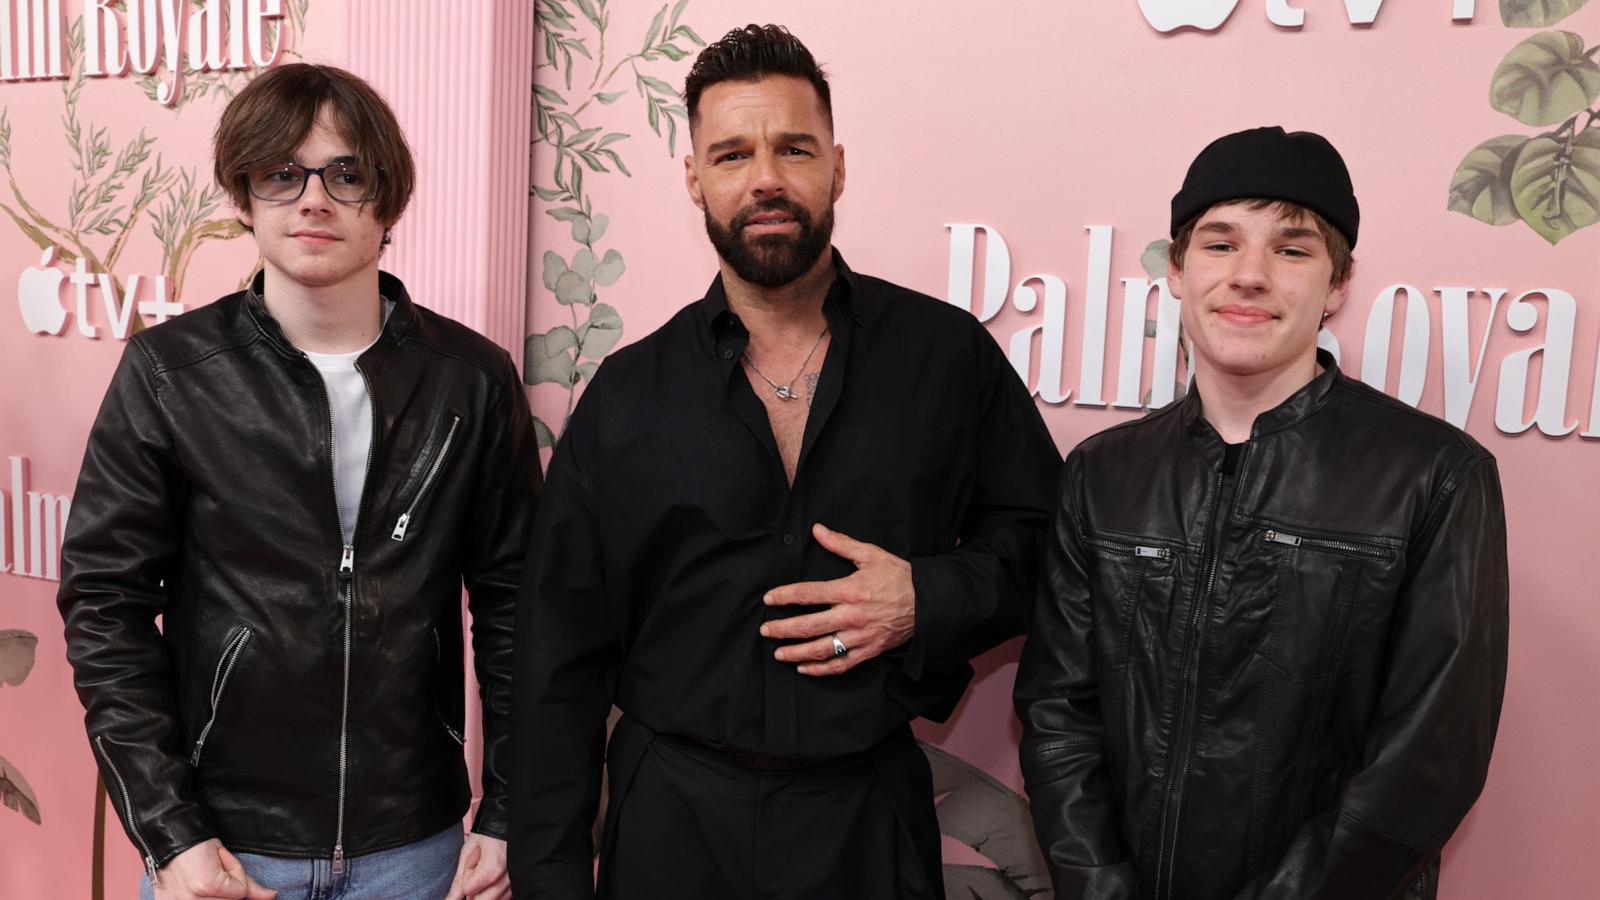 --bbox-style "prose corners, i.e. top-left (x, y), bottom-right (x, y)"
top-left (510, 252), bottom-right (1060, 888)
